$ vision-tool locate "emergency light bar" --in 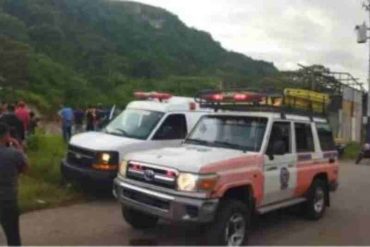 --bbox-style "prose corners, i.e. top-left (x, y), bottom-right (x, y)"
top-left (195, 88), bottom-right (329, 117)
top-left (199, 91), bottom-right (266, 103)
top-left (134, 91), bottom-right (172, 101)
